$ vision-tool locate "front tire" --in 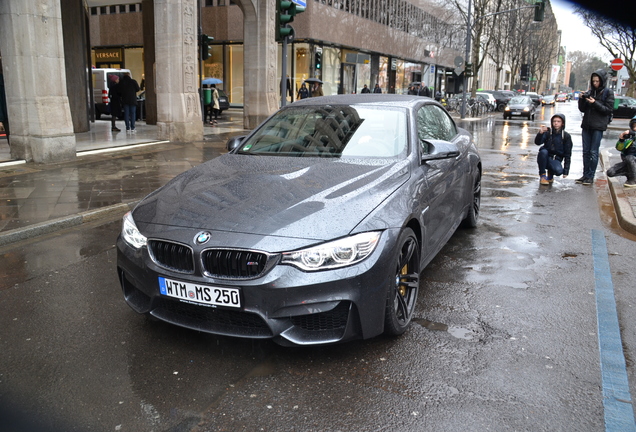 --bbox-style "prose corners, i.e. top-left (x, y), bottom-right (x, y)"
top-left (384, 228), bottom-right (420, 336)
top-left (461, 173), bottom-right (481, 228)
